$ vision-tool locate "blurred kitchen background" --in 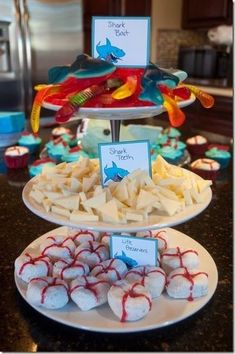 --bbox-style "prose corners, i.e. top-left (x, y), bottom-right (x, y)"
top-left (0, 0), bottom-right (233, 138)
